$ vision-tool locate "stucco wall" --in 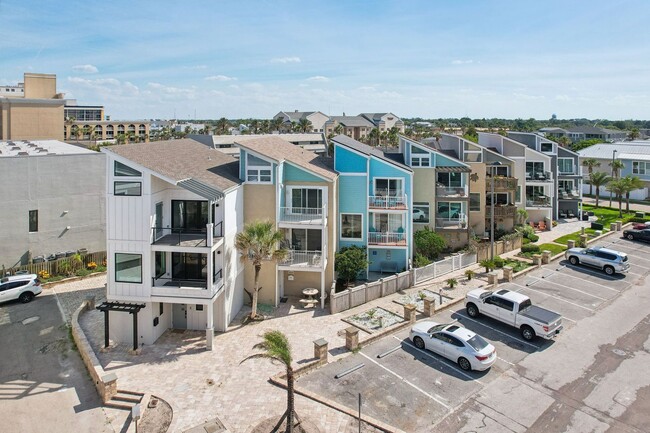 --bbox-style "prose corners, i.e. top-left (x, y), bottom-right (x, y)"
top-left (0, 101), bottom-right (64, 140)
